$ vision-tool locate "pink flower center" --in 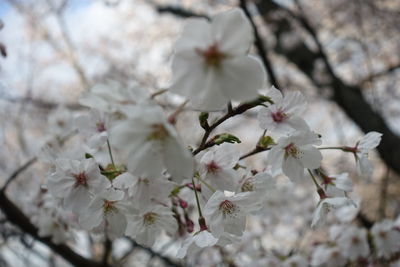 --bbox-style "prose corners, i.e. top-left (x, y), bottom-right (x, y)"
top-left (284, 143), bottom-right (299, 158)
top-left (271, 109), bottom-right (287, 123)
top-left (206, 160), bottom-right (220, 173)
top-left (196, 43), bottom-right (227, 68)
top-left (73, 172), bottom-right (88, 187)
top-left (96, 122), bottom-right (106, 132)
